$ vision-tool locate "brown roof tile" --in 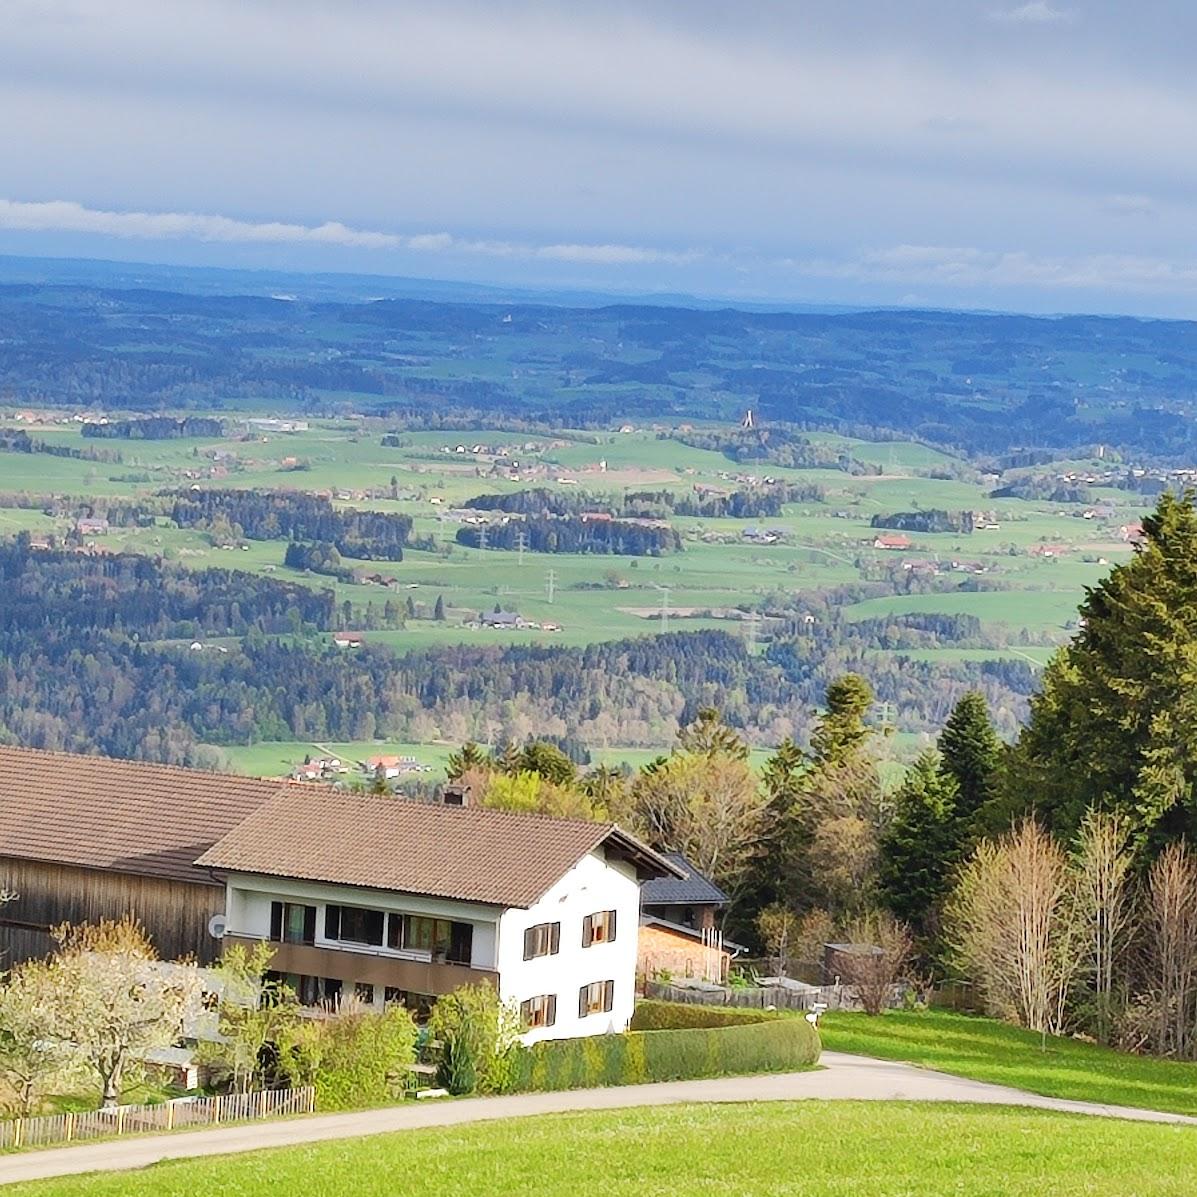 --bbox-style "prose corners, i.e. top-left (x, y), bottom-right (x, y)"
top-left (197, 787), bottom-right (675, 908)
top-left (0, 746), bottom-right (289, 885)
